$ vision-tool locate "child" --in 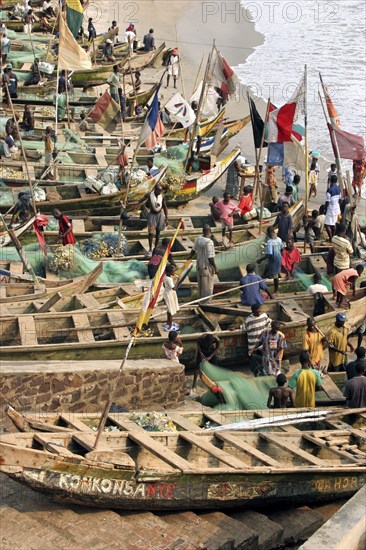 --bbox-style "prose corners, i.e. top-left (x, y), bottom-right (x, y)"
top-left (215, 191), bottom-right (241, 245)
top-left (209, 196), bottom-right (221, 222)
top-left (257, 226), bottom-right (284, 293)
top-left (267, 373), bottom-right (295, 408)
top-left (162, 330), bottom-right (183, 362)
top-left (163, 264), bottom-right (179, 331)
top-left (308, 160), bottom-right (318, 198)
